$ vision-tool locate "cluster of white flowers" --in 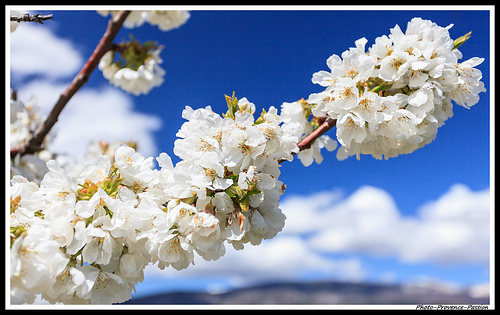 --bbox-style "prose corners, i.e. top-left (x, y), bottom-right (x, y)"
top-left (10, 153), bottom-right (153, 304)
top-left (9, 94), bottom-right (313, 304)
top-left (308, 17), bottom-right (486, 160)
top-left (10, 94), bottom-right (54, 183)
top-left (97, 10), bottom-right (189, 96)
top-left (99, 43), bottom-right (165, 96)
top-left (97, 10), bottom-right (190, 32)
